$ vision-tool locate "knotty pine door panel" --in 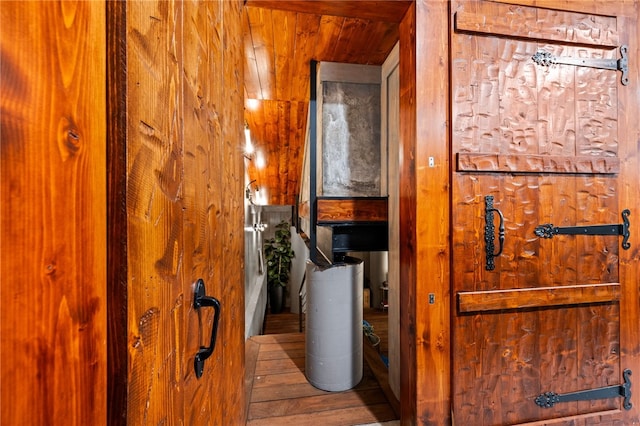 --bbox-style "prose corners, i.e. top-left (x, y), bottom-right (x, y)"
top-left (116, 1), bottom-right (245, 424)
top-left (450, 1), bottom-right (638, 425)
